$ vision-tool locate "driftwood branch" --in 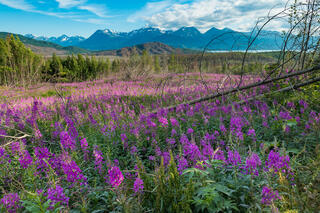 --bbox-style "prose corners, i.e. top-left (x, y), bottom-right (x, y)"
top-left (152, 64), bottom-right (320, 113)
